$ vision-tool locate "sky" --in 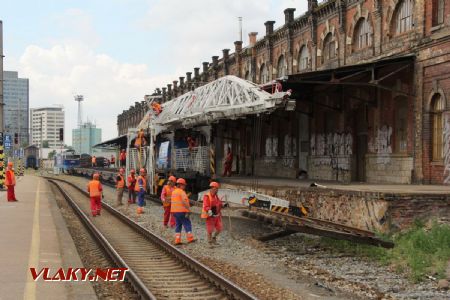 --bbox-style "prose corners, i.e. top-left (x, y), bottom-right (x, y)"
top-left (1, 0), bottom-right (308, 145)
